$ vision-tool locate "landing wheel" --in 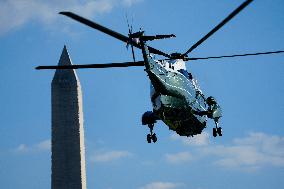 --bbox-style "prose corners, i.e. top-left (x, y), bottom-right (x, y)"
top-left (213, 127), bottom-right (222, 137)
top-left (146, 124), bottom-right (158, 143)
top-left (152, 133), bottom-right (157, 143)
top-left (146, 133), bottom-right (158, 143)
top-left (213, 128), bottom-right (217, 137)
top-left (147, 134), bottom-right (152, 143)
top-left (217, 127), bottom-right (222, 136)
top-left (213, 119), bottom-right (222, 137)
